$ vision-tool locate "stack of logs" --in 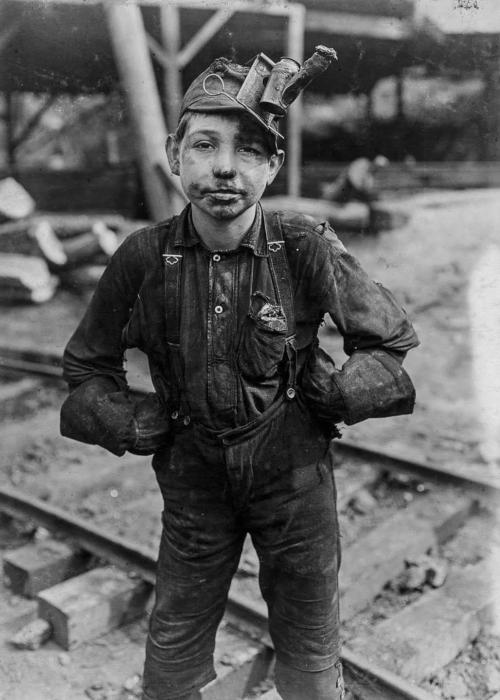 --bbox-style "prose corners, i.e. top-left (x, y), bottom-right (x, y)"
top-left (0, 178), bottom-right (139, 304)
